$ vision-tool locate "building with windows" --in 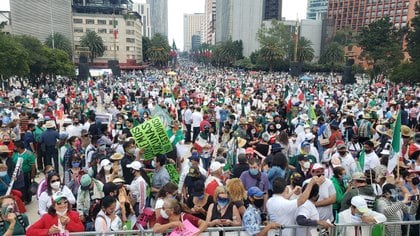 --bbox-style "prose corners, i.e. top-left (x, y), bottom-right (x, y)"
top-left (326, 0), bottom-right (417, 32)
top-left (307, 0), bottom-right (329, 20)
top-left (72, 0), bottom-right (143, 68)
top-left (0, 11), bottom-right (11, 34)
top-left (10, 0), bottom-right (73, 47)
top-left (147, 0), bottom-right (168, 37)
top-left (215, 0), bottom-right (233, 43)
top-left (204, 0), bottom-right (217, 44)
top-left (133, 3), bottom-right (151, 39)
top-left (263, 0), bottom-right (282, 20)
top-left (183, 13), bottom-right (206, 52)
